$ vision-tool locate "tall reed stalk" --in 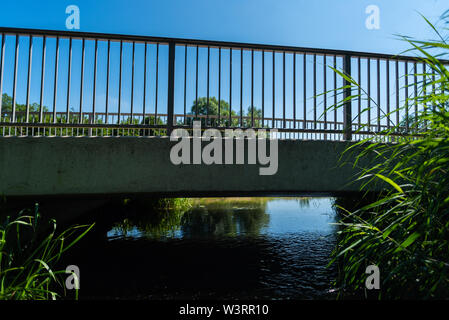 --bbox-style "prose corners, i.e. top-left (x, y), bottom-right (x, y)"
top-left (329, 11), bottom-right (449, 299)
